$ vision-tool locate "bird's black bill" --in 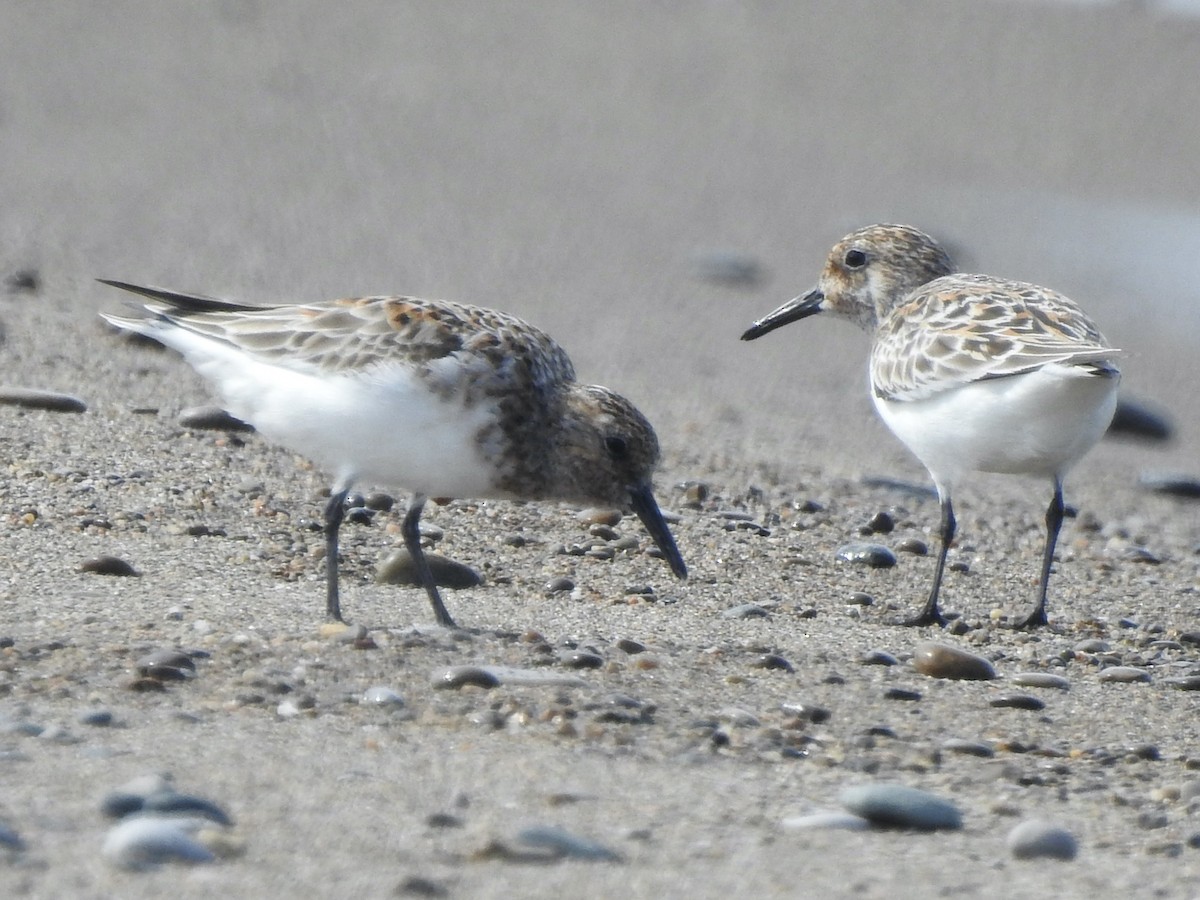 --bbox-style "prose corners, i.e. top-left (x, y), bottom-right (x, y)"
top-left (740, 288), bottom-right (824, 341)
top-left (629, 483), bottom-right (687, 579)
